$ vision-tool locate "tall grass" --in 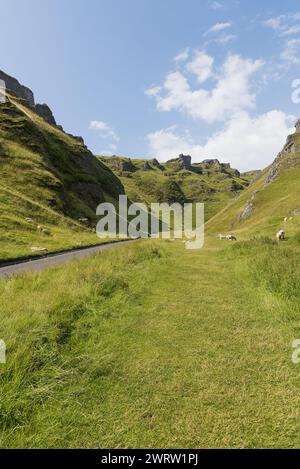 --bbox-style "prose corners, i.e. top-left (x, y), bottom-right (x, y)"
top-left (0, 242), bottom-right (163, 437)
top-left (227, 237), bottom-right (300, 301)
